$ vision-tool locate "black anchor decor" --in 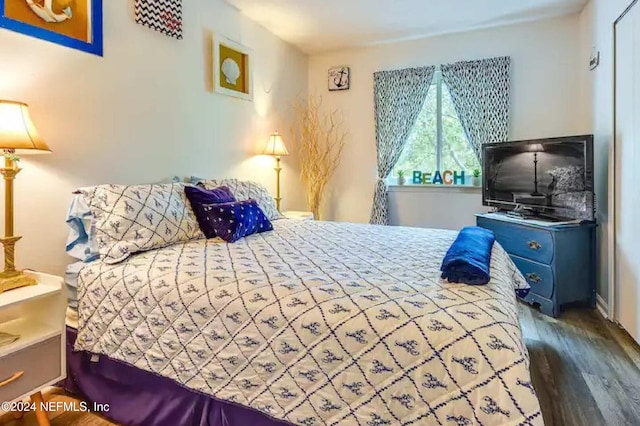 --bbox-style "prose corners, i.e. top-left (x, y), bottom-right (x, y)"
top-left (329, 67), bottom-right (351, 91)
